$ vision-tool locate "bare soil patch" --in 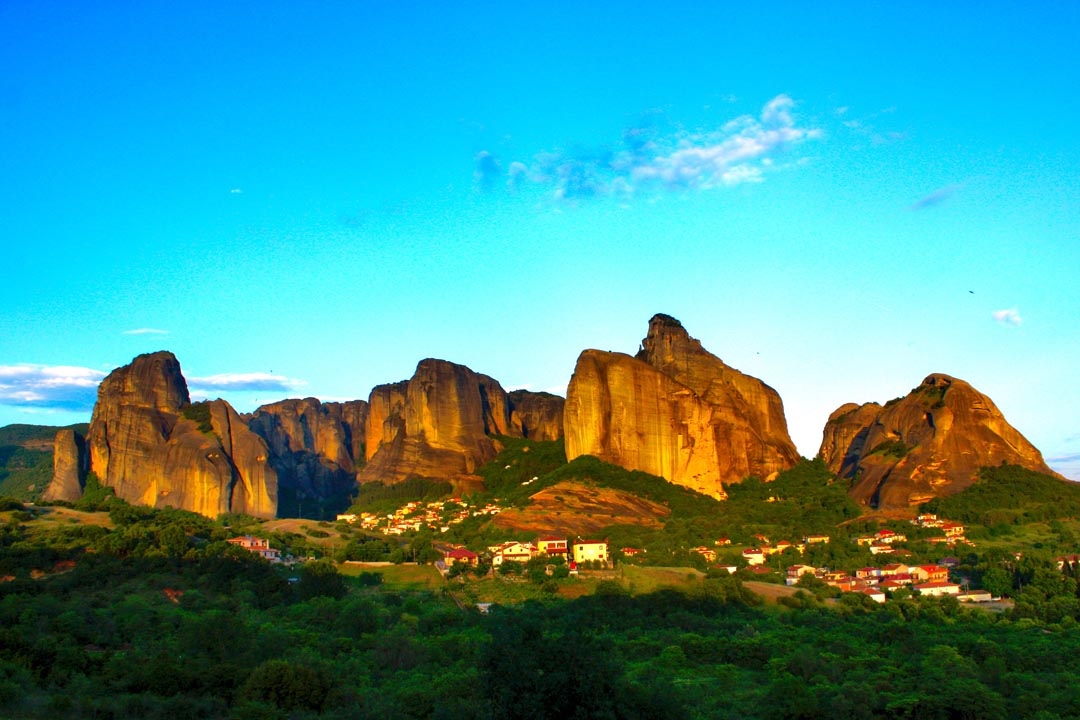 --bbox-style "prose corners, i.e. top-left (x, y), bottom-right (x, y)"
top-left (494, 481), bottom-right (669, 536)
